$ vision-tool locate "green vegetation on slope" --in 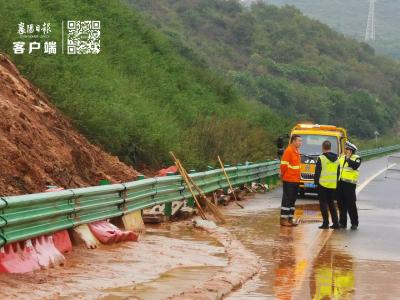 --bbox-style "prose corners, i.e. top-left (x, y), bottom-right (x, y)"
top-left (0, 0), bottom-right (286, 169)
top-left (130, 0), bottom-right (400, 140)
top-left (260, 0), bottom-right (400, 59)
